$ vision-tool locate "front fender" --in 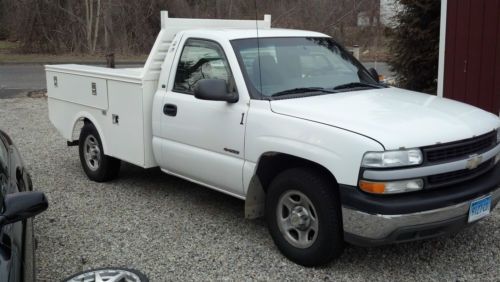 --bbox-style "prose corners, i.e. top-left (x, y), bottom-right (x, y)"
top-left (245, 101), bottom-right (384, 187)
top-left (254, 135), bottom-right (342, 172)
